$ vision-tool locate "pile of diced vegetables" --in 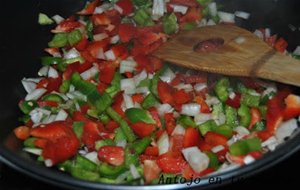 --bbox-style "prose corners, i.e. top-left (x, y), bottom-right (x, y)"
top-left (14, 0), bottom-right (300, 185)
